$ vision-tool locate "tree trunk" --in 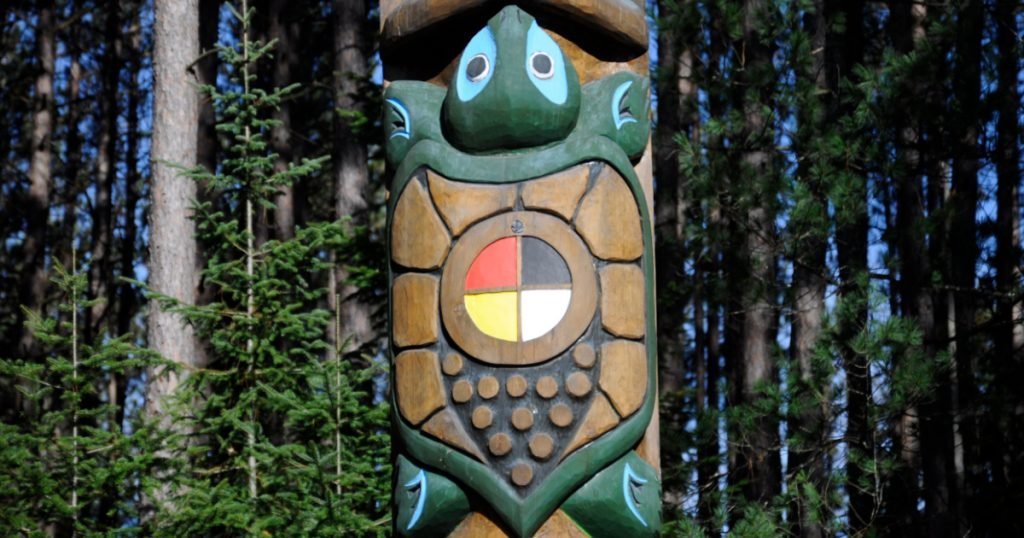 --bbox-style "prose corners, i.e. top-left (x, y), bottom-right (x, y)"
top-left (88, 0), bottom-right (121, 341)
top-left (17, 0), bottom-right (56, 359)
top-left (788, 2), bottom-right (830, 536)
top-left (735, 0), bottom-right (781, 506)
top-left (888, 0), bottom-right (929, 532)
top-left (330, 0), bottom-right (374, 357)
top-left (268, 0), bottom-right (297, 240)
top-left (145, 0), bottom-right (201, 516)
top-left (993, 6), bottom-right (1022, 533)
